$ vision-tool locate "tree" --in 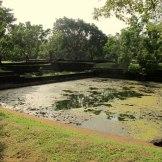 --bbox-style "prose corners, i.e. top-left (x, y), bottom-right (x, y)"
top-left (0, 1), bottom-right (15, 36)
top-left (94, 0), bottom-right (162, 24)
top-left (51, 17), bottom-right (107, 61)
top-left (94, 0), bottom-right (162, 72)
top-left (103, 16), bottom-right (144, 66)
top-left (103, 34), bottom-right (120, 62)
top-left (118, 16), bottom-right (144, 66)
top-left (88, 24), bottom-right (107, 60)
top-left (39, 31), bottom-right (65, 61)
top-left (8, 22), bottom-right (49, 61)
top-left (0, 1), bottom-right (15, 63)
top-left (137, 22), bottom-right (162, 72)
